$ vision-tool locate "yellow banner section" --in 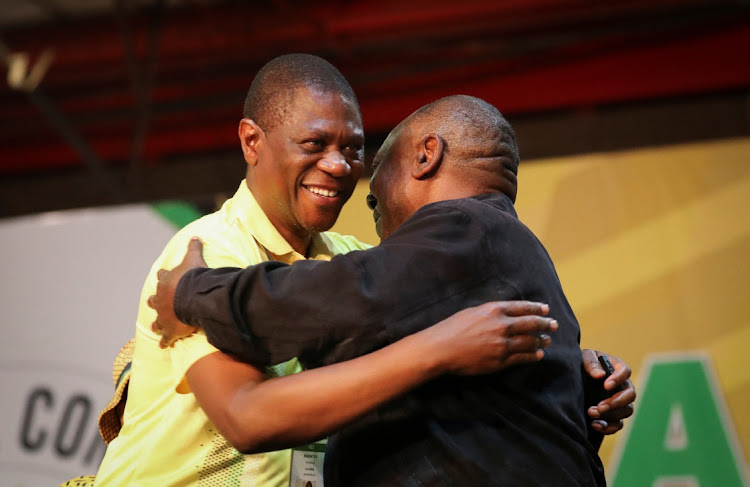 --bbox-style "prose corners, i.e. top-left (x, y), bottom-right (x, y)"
top-left (332, 136), bottom-right (750, 475)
